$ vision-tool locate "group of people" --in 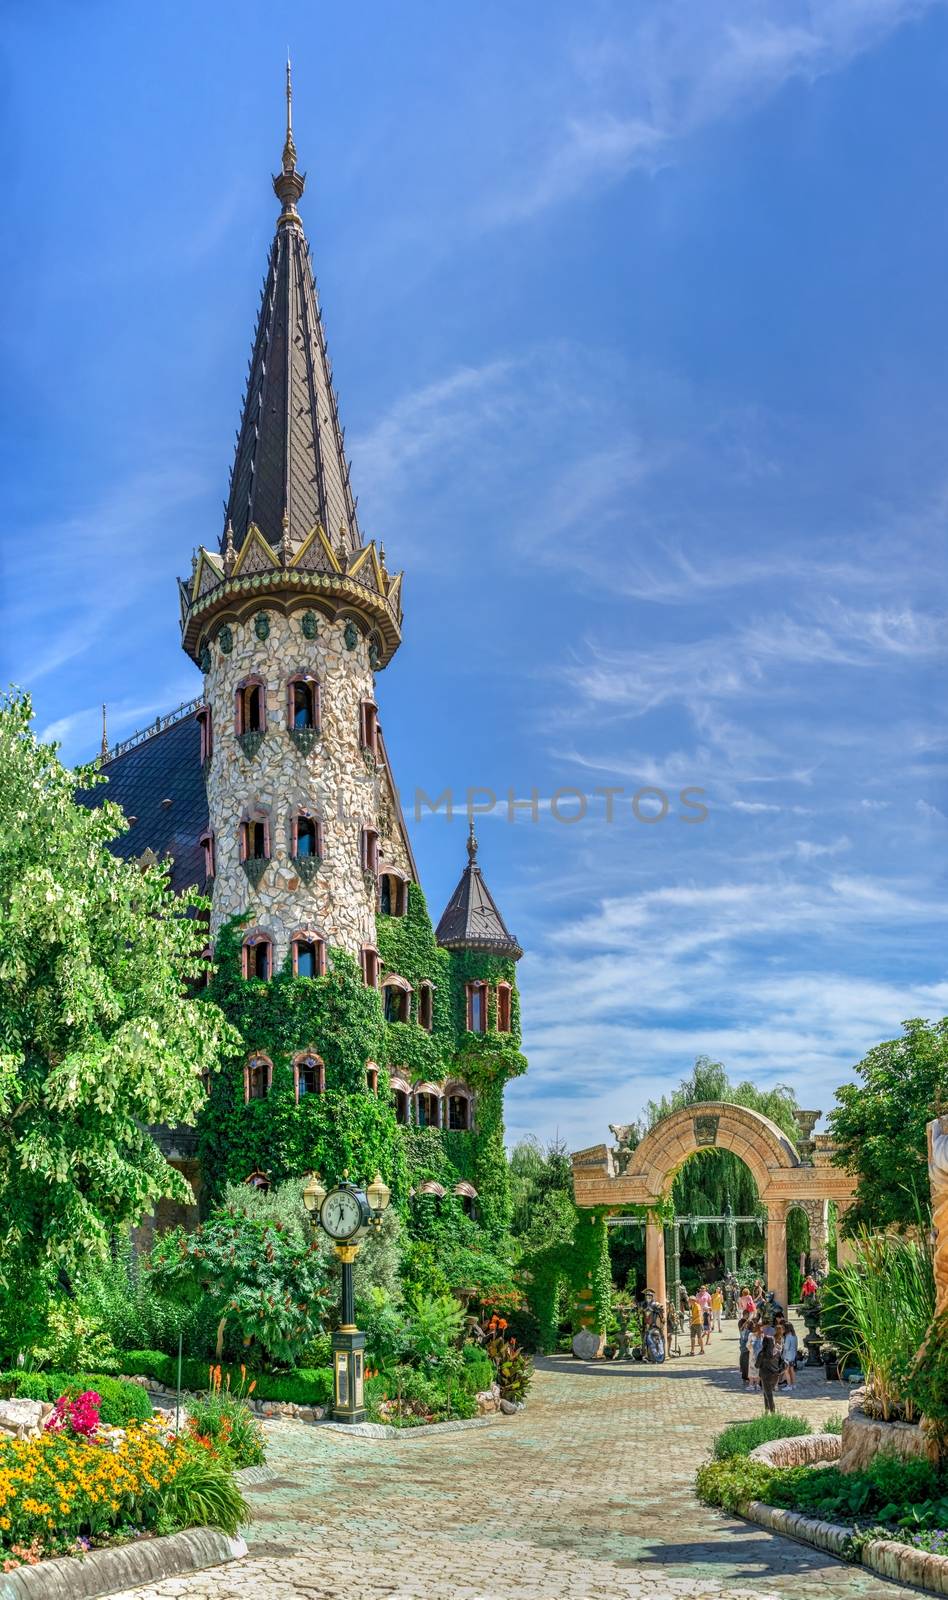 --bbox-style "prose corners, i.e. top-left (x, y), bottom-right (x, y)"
top-left (737, 1286), bottom-right (799, 1414)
